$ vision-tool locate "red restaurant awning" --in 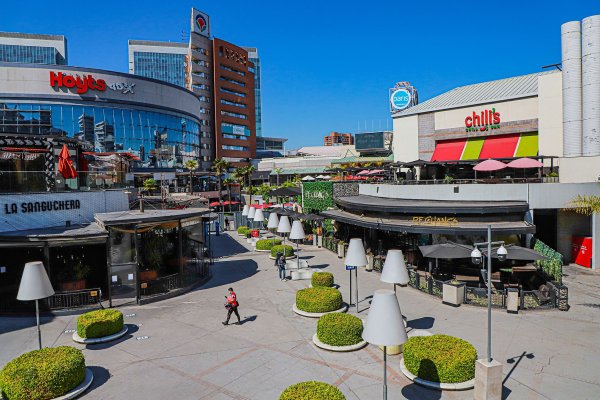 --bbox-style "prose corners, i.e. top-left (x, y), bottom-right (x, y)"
top-left (478, 134), bottom-right (520, 159)
top-left (430, 139), bottom-right (467, 162)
